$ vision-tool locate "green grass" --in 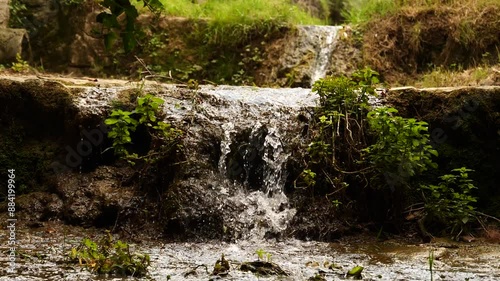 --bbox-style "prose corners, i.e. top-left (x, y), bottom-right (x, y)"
top-left (158, 0), bottom-right (324, 24)
top-left (134, 0), bottom-right (325, 46)
top-left (341, 0), bottom-right (399, 25)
